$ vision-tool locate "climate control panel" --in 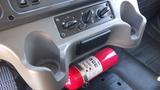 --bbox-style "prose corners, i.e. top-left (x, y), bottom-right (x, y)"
top-left (54, 1), bottom-right (114, 38)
